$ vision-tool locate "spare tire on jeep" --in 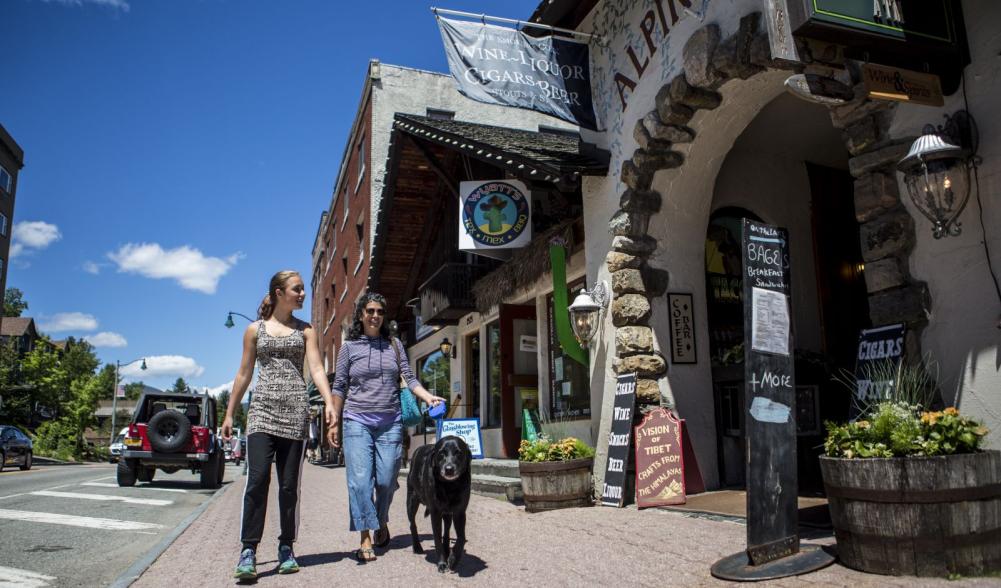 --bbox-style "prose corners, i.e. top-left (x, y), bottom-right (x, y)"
top-left (147, 409), bottom-right (192, 453)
